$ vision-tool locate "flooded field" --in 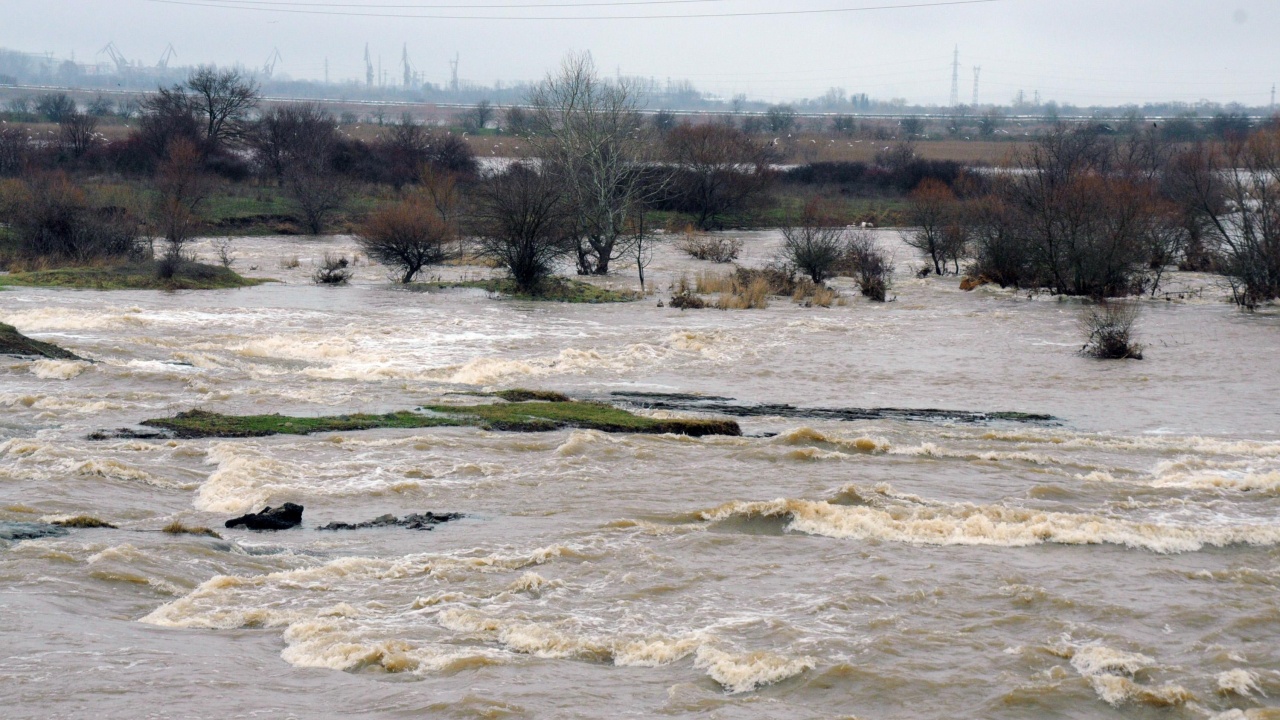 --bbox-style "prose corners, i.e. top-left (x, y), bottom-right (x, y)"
top-left (2, 231), bottom-right (1279, 719)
